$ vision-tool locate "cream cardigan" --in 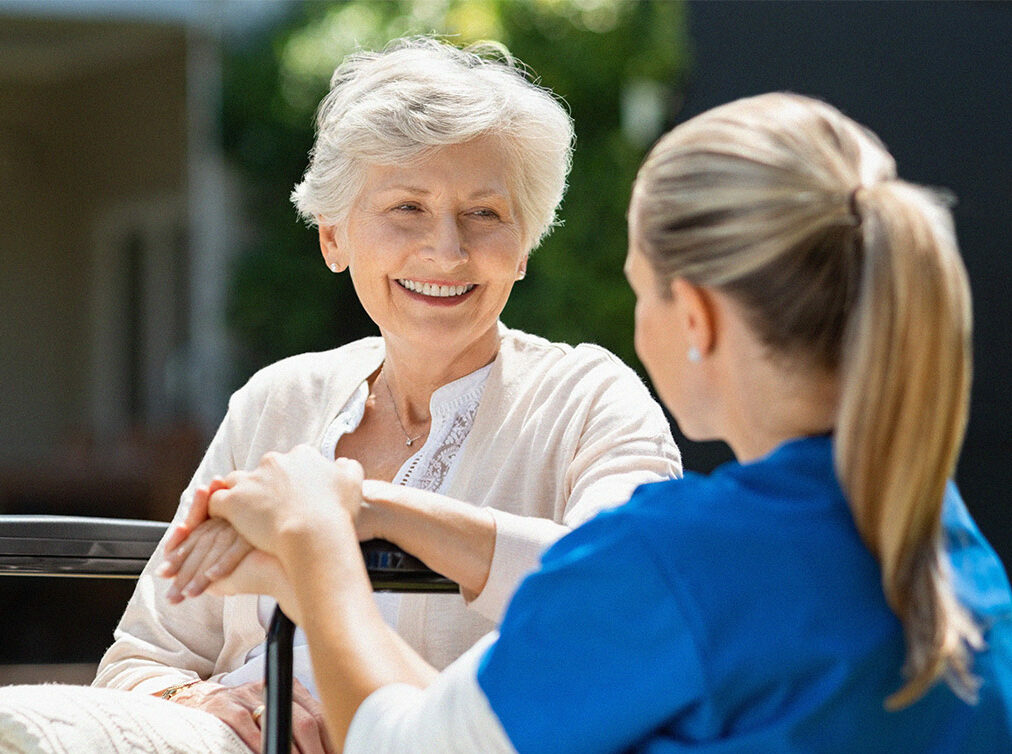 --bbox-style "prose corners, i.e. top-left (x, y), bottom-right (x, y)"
top-left (94, 325), bottom-right (680, 694)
